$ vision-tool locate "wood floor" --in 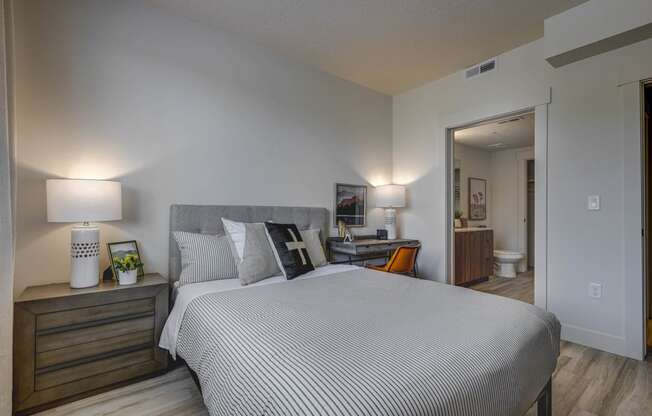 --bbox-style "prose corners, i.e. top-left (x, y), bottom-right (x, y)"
top-left (36, 271), bottom-right (652, 416)
top-left (469, 269), bottom-right (534, 304)
top-left (35, 367), bottom-right (208, 416)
